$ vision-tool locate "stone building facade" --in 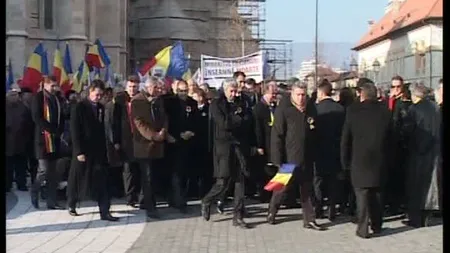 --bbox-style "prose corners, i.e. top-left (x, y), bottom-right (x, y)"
top-left (6, 0), bottom-right (128, 80)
